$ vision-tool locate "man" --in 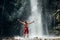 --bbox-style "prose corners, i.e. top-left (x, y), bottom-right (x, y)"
top-left (17, 19), bottom-right (34, 38)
